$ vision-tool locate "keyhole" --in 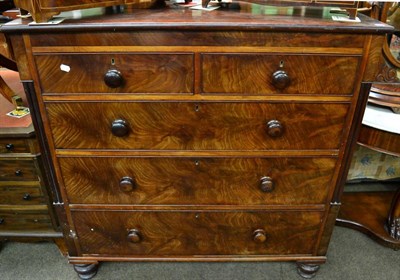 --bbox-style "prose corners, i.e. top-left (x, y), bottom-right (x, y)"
top-left (195, 160), bottom-right (200, 166)
top-left (111, 58), bottom-right (115, 65)
top-left (194, 104), bottom-right (200, 112)
top-left (279, 60), bottom-right (284, 68)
